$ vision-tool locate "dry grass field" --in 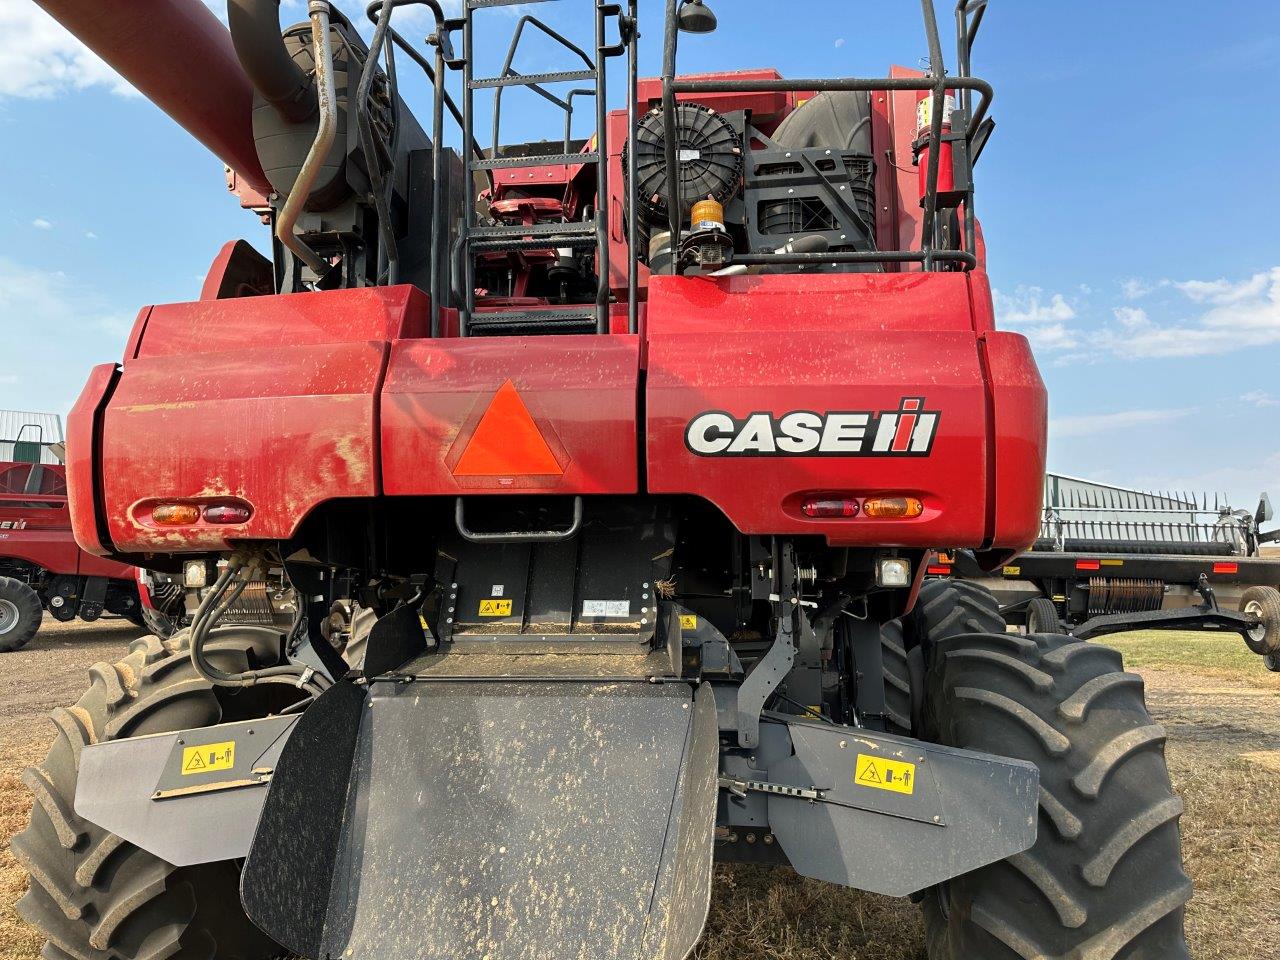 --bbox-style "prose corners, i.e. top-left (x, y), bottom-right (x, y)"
top-left (2, 619), bottom-right (1277, 960)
